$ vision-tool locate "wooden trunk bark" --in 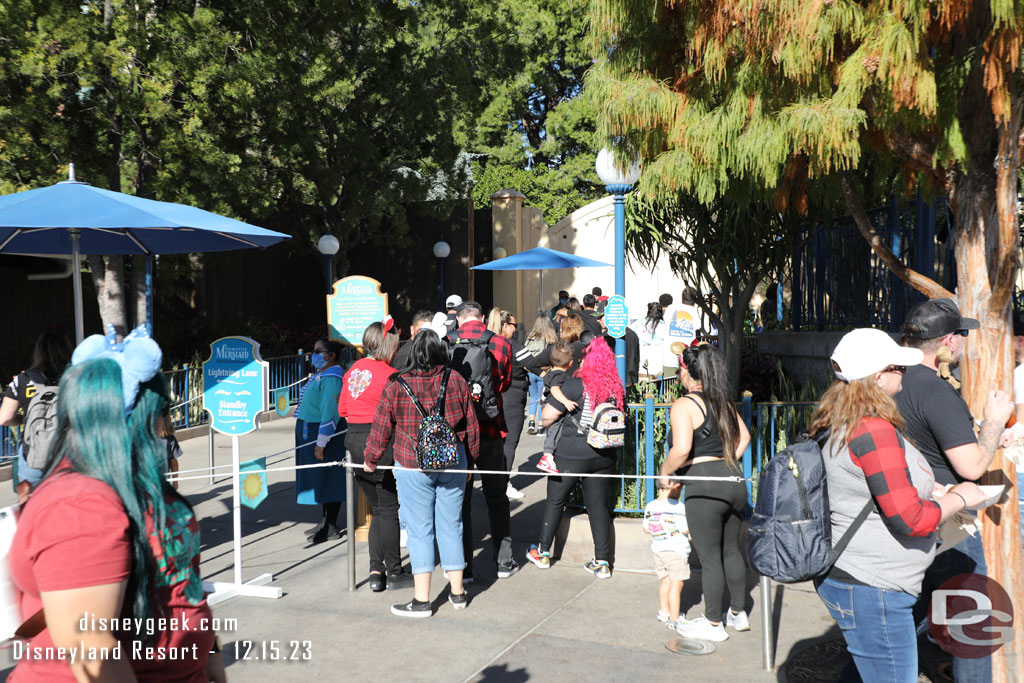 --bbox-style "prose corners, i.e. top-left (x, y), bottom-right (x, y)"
top-left (949, 98), bottom-right (1023, 680)
top-left (86, 254), bottom-right (128, 335)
